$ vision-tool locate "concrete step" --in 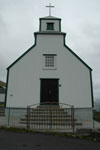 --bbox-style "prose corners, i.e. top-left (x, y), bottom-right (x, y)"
top-left (20, 107), bottom-right (82, 128)
top-left (37, 105), bottom-right (60, 108)
top-left (0, 108), bottom-right (5, 117)
top-left (20, 121), bottom-right (82, 126)
top-left (20, 117), bottom-right (74, 122)
top-left (29, 111), bottom-right (69, 114)
top-left (25, 114), bottom-right (72, 118)
top-left (31, 107), bottom-right (69, 110)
